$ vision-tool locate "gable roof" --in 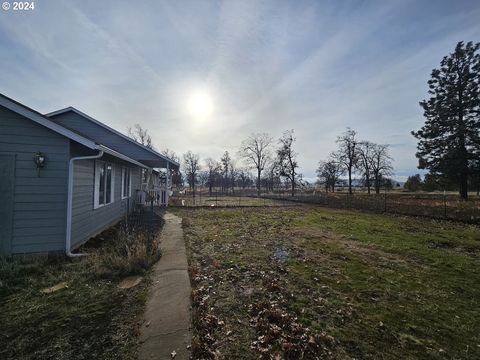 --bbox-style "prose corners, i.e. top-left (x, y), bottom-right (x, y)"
top-left (0, 93), bottom-right (148, 168)
top-left (0, 94), bottom-right (97, 150)
top-left (46, 107), bottom-right (179, 169)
